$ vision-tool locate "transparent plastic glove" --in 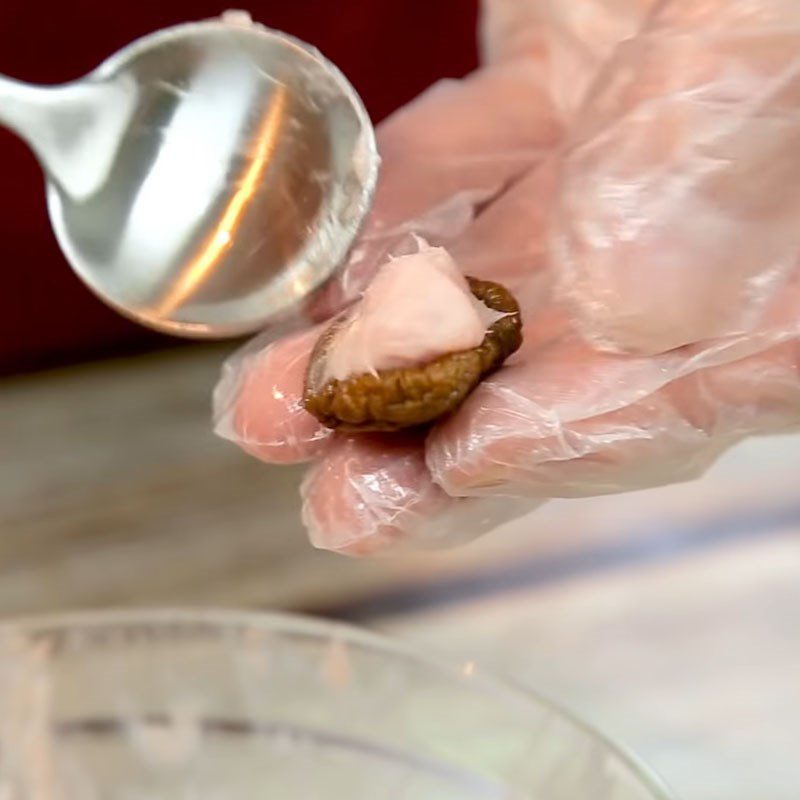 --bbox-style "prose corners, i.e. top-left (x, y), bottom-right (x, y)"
top-left (215, 0), bottom-right (800, 555)
top-left (480, 0), bottom-right (655, 116)
top-left (553, 0), bottom-right (800, 354)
